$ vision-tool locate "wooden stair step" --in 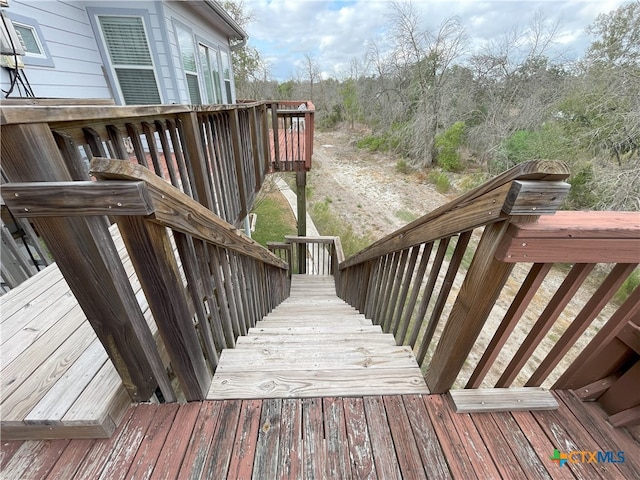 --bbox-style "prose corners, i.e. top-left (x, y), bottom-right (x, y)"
top-left (234, 333), bottom-right (398, 347)
top-left (248, 325), bottom-right (382, 335)
top-left (216, 345), bottom-right (418, 372)
top-left (208, 369), bottom-right (429, 399)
